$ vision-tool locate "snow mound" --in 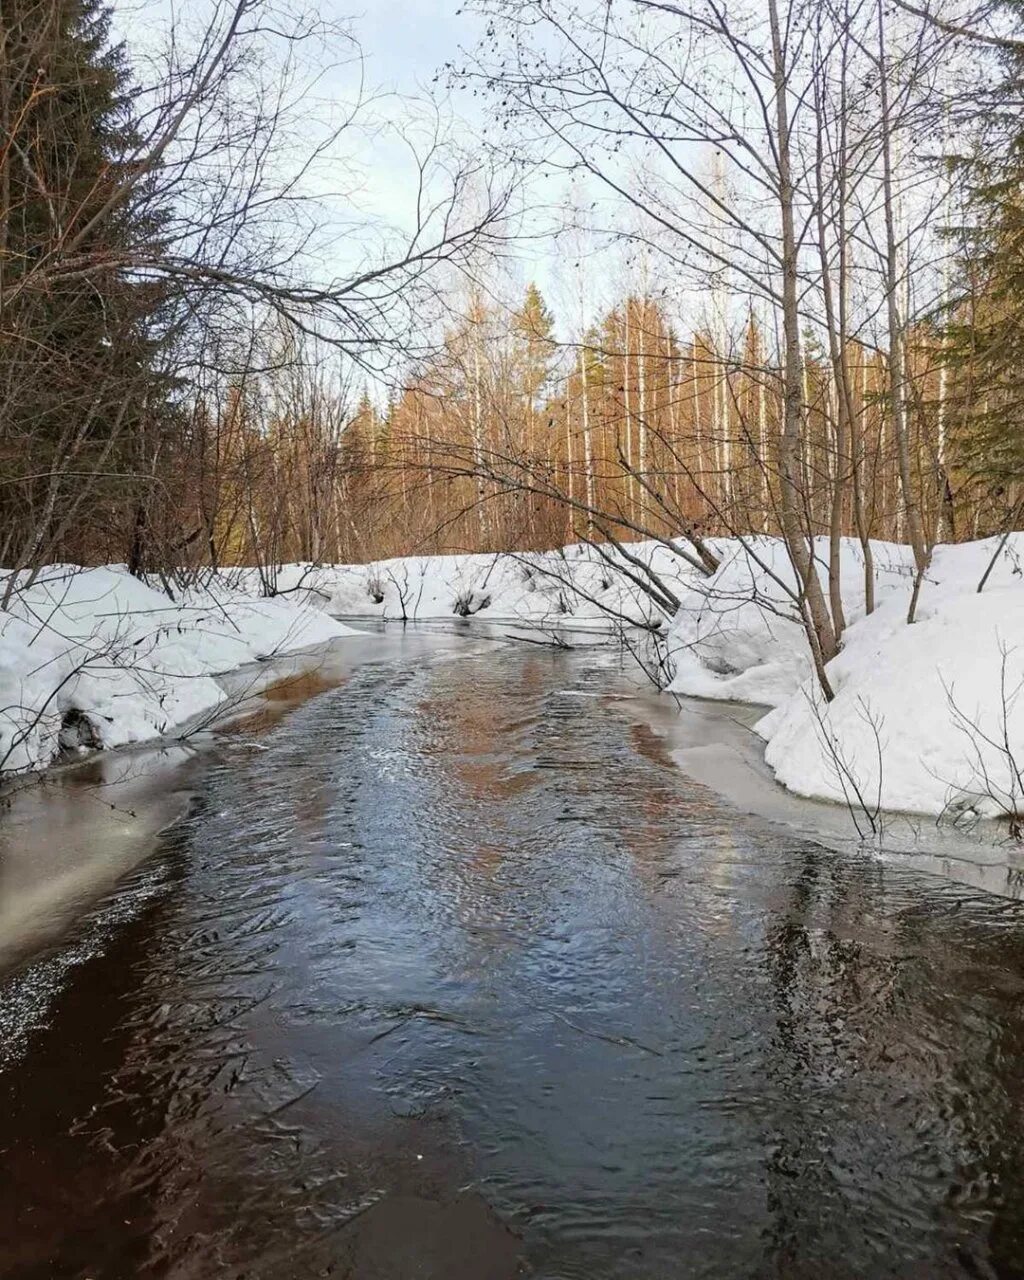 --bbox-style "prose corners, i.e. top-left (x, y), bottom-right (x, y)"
top-left (666, 537), bottom-right (913, 706)
top-left (761, 537), bottom-right (1024, 818)
top-left (0, 566), bottom-right (356, 773)
top-left (662, 534), bottom-right (1024, 819)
